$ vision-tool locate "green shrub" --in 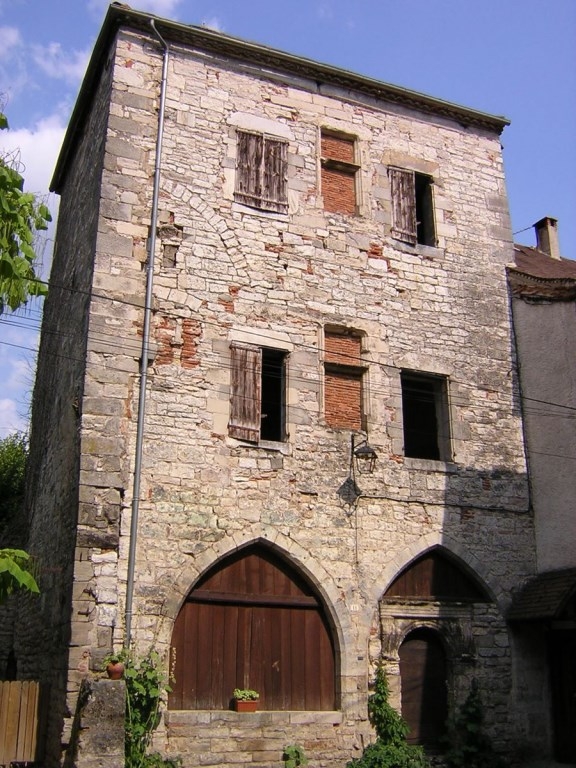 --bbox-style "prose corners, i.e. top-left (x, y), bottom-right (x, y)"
top-left (119, 649), bottom-right (181, 768)
top-left (443, 679), bottom-right (508, 768)
top-left (347, 666), bottom-right (429, 768)
top-left (283, 744), bottom-right (308, 768)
